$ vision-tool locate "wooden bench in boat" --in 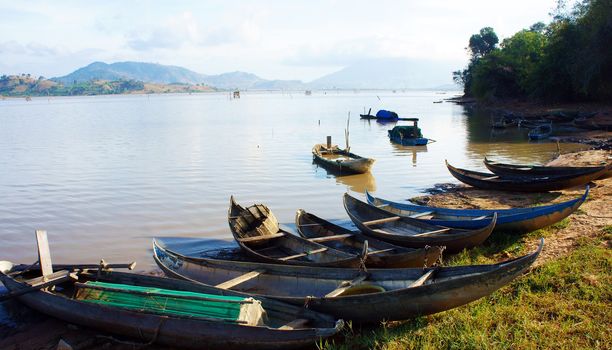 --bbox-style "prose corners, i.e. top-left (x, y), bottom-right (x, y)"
top-left (362, 216), bottom-right (401, 226)
top-left (278, 247), bottom-right (328, 261)
top-left (366, 248), bottom-right (395, 256)
top-left (309, 233), bottom-right (354, 243)
top-left (409, 211), bottom-right (434, 218)
top-left (412, 228), bottom-right (451, 237)
top-left (237, 233), bottom-right (285, 243)
top-left (279, 318), bottom-right (310, 330)
top-left (325, 274), bottom-right (369, 298)
top-left (215, 269), bottom-right (265, 290)
top-left (482, 176), bottom-right (499, 180)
